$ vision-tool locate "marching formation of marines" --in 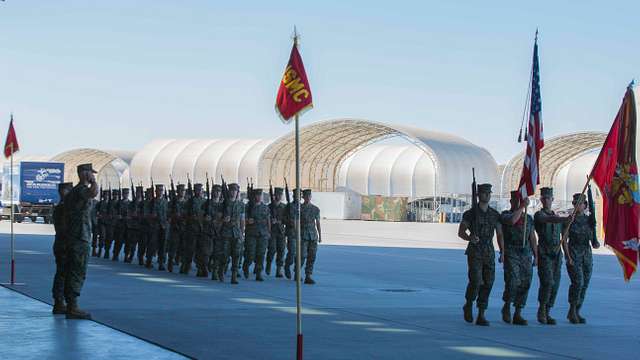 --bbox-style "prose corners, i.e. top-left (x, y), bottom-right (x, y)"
top-left (53, 173), bottom-right (322, 306)
top-left (458, 184), bottom-right (600, 327)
